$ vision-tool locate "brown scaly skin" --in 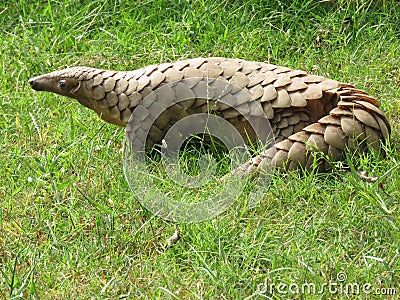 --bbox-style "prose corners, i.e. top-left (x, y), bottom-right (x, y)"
top-left (29, 57), bottom-right (391, 176)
